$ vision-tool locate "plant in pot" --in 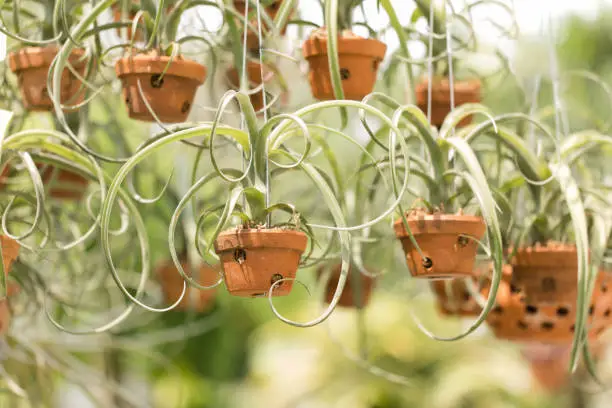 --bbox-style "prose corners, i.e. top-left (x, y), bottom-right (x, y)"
top-left (4, 0), bottom-right (92, 112)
